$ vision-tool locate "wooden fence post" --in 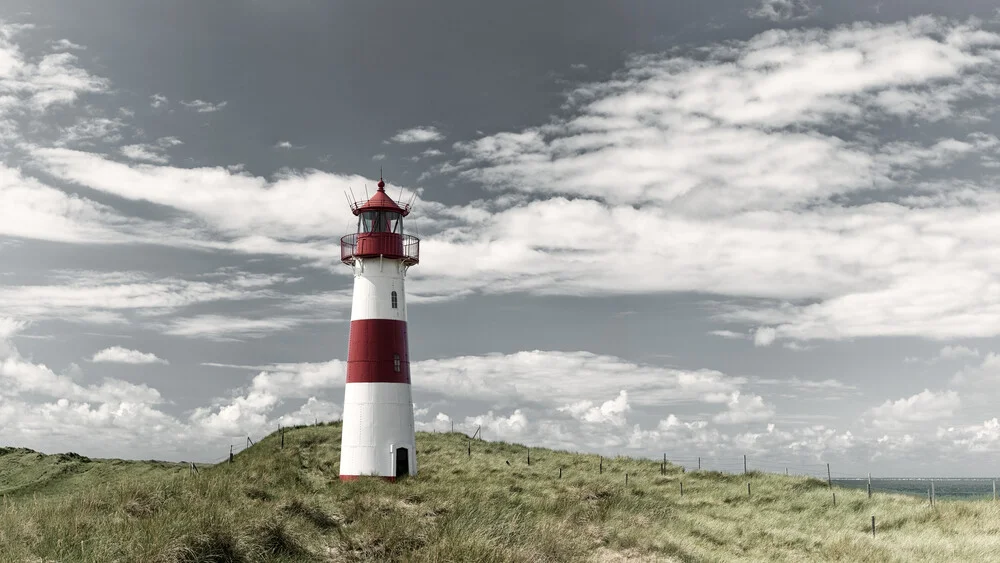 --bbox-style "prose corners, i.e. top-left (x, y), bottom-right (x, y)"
top-left (743, 455), bottom-right (748, 475)
top-left (871, 516), bottom-right (876, 538)
top-left (229, 445), bottom-right (233, 464)
top-left (827, 463), bottom-right (832, 488)
top-left (680, 481), bottom-right (684, 496)
top-left (698, 456), bottom-right (701, 470)
top-left (993, 479), bottom-right (996, 501)
top-left (625, 473), bottom-right (629, 486)
top-left (600, 456), bottom-right (603, 474)
top-left (527, 447), bottom-right (530, 466)
top-left (559, 467), bottom-right (562, 479)
top-left (868, 473), bottom-right (872, 499)
top-left (747, 482), bottom-right (751, 497)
